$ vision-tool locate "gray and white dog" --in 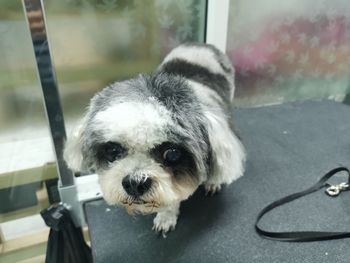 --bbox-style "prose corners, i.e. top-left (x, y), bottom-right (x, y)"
top-left (64, 43), bottom-right (246, 236)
